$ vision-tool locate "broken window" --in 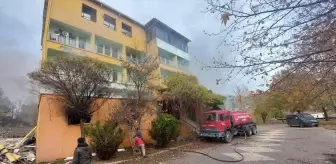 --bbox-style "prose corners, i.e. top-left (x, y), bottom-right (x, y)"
top-left (104, 14), bottom-right (116, 30)
top-left (82, 4), bottom-right (96, 22)
top-left (68, 115), bottom-right (91, 125)
top-left (122, 23), bottom-right (132, 37)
